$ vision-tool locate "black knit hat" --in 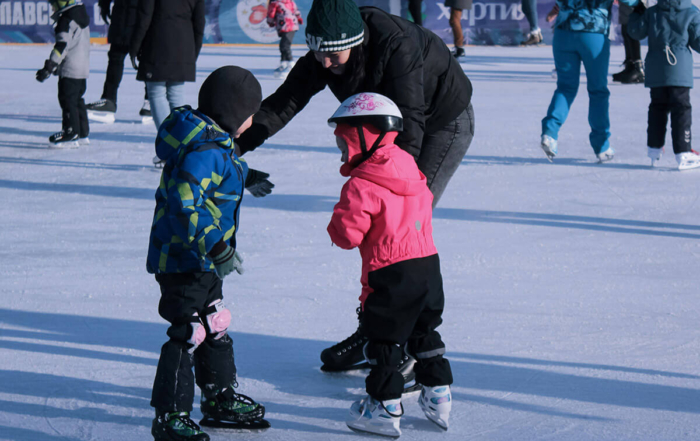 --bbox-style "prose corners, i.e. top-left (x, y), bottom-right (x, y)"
top-left (198, 66), bottom-right (262, 134)
top-left (305, 0), bottom-right (364, 52)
